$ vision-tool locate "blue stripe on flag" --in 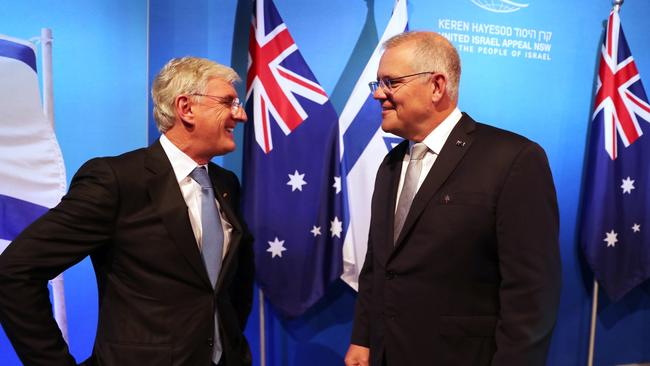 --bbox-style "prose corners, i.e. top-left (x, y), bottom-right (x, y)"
top-left (0, 194), bottom-right (48, 241)
top-left (383, 136), bottom-right (403, 151)
top-left (342, 93), bottom-right (382, 171)
top-left (0, 38), bottom-right (37, 72)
